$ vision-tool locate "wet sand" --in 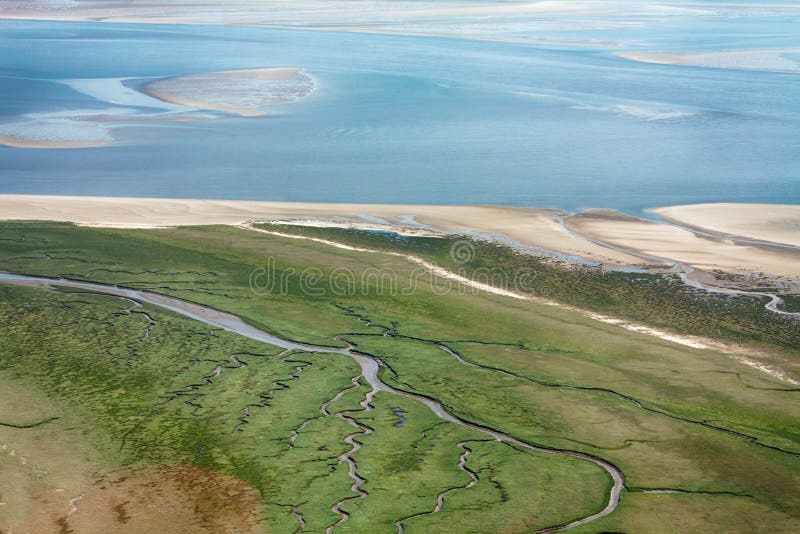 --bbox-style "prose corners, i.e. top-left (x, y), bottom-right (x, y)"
top-left (617, 49), bottom-right (800, 74)
top-left (0, 134), bottom-right (106, 149)
top-left (1, 195), bottom-right (798, 279)
top-left (565, 210), bottom-right (800, 278)
top-left (142, 88), bottom-right (265, 117)
top-left (0, 1), bottom-right (654, 28)
top-left (0, 195), bottom-right (643, 266)
top-left (653, 203), bottom-right (800, 249)
top-left (141, 68), bottom-right (313, 116)
top-left (0, 0), bottom-right (730, 47)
